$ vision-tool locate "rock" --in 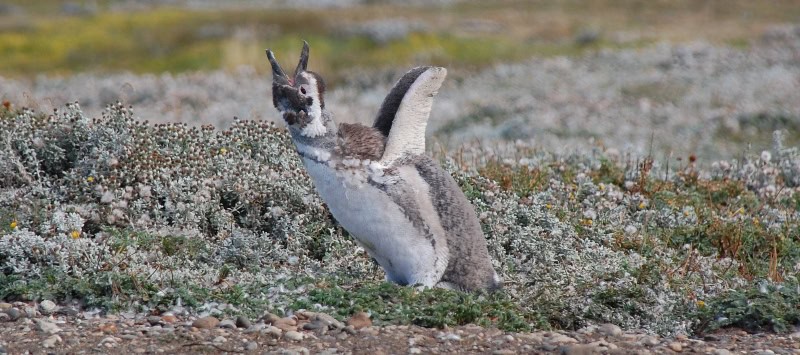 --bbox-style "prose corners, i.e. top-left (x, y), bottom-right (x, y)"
top-left (343, 325), bottom-right (357, 335)
top-left (346, 312), bottom-right (372, 330)
top-left (5, 308), bottom-right (21, 321)
top-left (297, 311), bottom-right (345, 329)
top-left (0, 313), bottom-right (8, 322)
top-left (235, 315), bottom-right (251, 328)
top-left (261, 313), bottom-right (281, 324)
top-left (668, 342), bottom-right (683, 352)
top-left (561, 343), bottom-right (604, 355)
top-left (303, 320), bottom-right (326, 330)
top-left (219, 319), bottom-right (237, 329)
top-left (598, 323), bottom-right (622, 337)
top-left (36, 319), bottom-right (62, 334)
top-left (133, 349), bottom-right (146, 354)
top-left (640, 335), bottom-right (660, 346)
top-left (161, 314), bottom-right (178, 324)
top-left (192, 316), bottom-right (220, 329)
top-left (712, 349), bottom-right (734, 355)
top-left (0, 302), bottom-right (11, 310)
top-left (98, 323), bottom-right (118, 333)
top-left (38, 300), bottom-right (57, 315)
top-left (57, 307), bottom-right (79, 317)
top-left (408, 348), bottom-right (422, 354)
top-left (437, 332), bottom-right (461, 341)
top-left (263, 325), bottom-right (282, 338)
top-left (212, 336), bottom-right (226, 343)
top-left (42, 334), bottom-right (62, 348)
top-left (24, 306), bottom-right (37, 318)
top-left (493, 350), bottom-right (515, 355)
top-left (517, 333), bottom-right (544, 342)
top-left (245, 341), bottom-right (258, 351)
top-left (147, 316), bottom-right (163, 326)
top-left (548, 334), bottom-right (578, 344)
top-left (790, 332), bottom-right (800, 340)
top-left (285, 330), bottom-right (304, 341)
top-left (273, 318), bottom-right (298, 332)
